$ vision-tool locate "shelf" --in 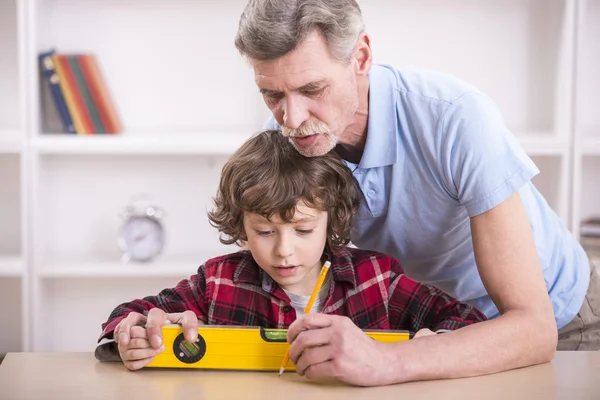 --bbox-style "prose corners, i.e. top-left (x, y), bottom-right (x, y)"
top-left (516, 134), bottom-right (569, 156)
top-left (579, 137), bottom-right (600, 155)
top-left (32, 130), bottom-right (257, 155)
top-left (0, 256), bottom-right (23, 277)
top-left (37, 255), bottom-right (222, 278)
top-left (0, 130), bottom-right (23, 154)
